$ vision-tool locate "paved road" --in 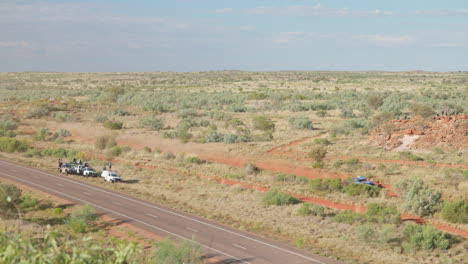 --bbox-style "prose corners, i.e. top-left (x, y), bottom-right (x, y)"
top-left (0, 159), bottom-right (343, 264)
